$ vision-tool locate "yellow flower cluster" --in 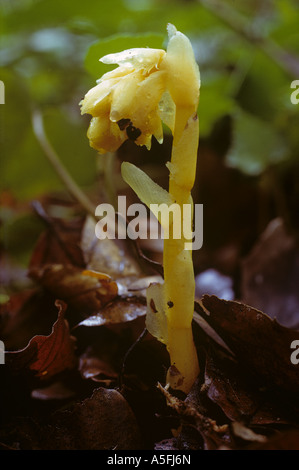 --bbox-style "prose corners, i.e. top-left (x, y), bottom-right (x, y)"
top-left (80, 24), bottom-right (200, 154)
